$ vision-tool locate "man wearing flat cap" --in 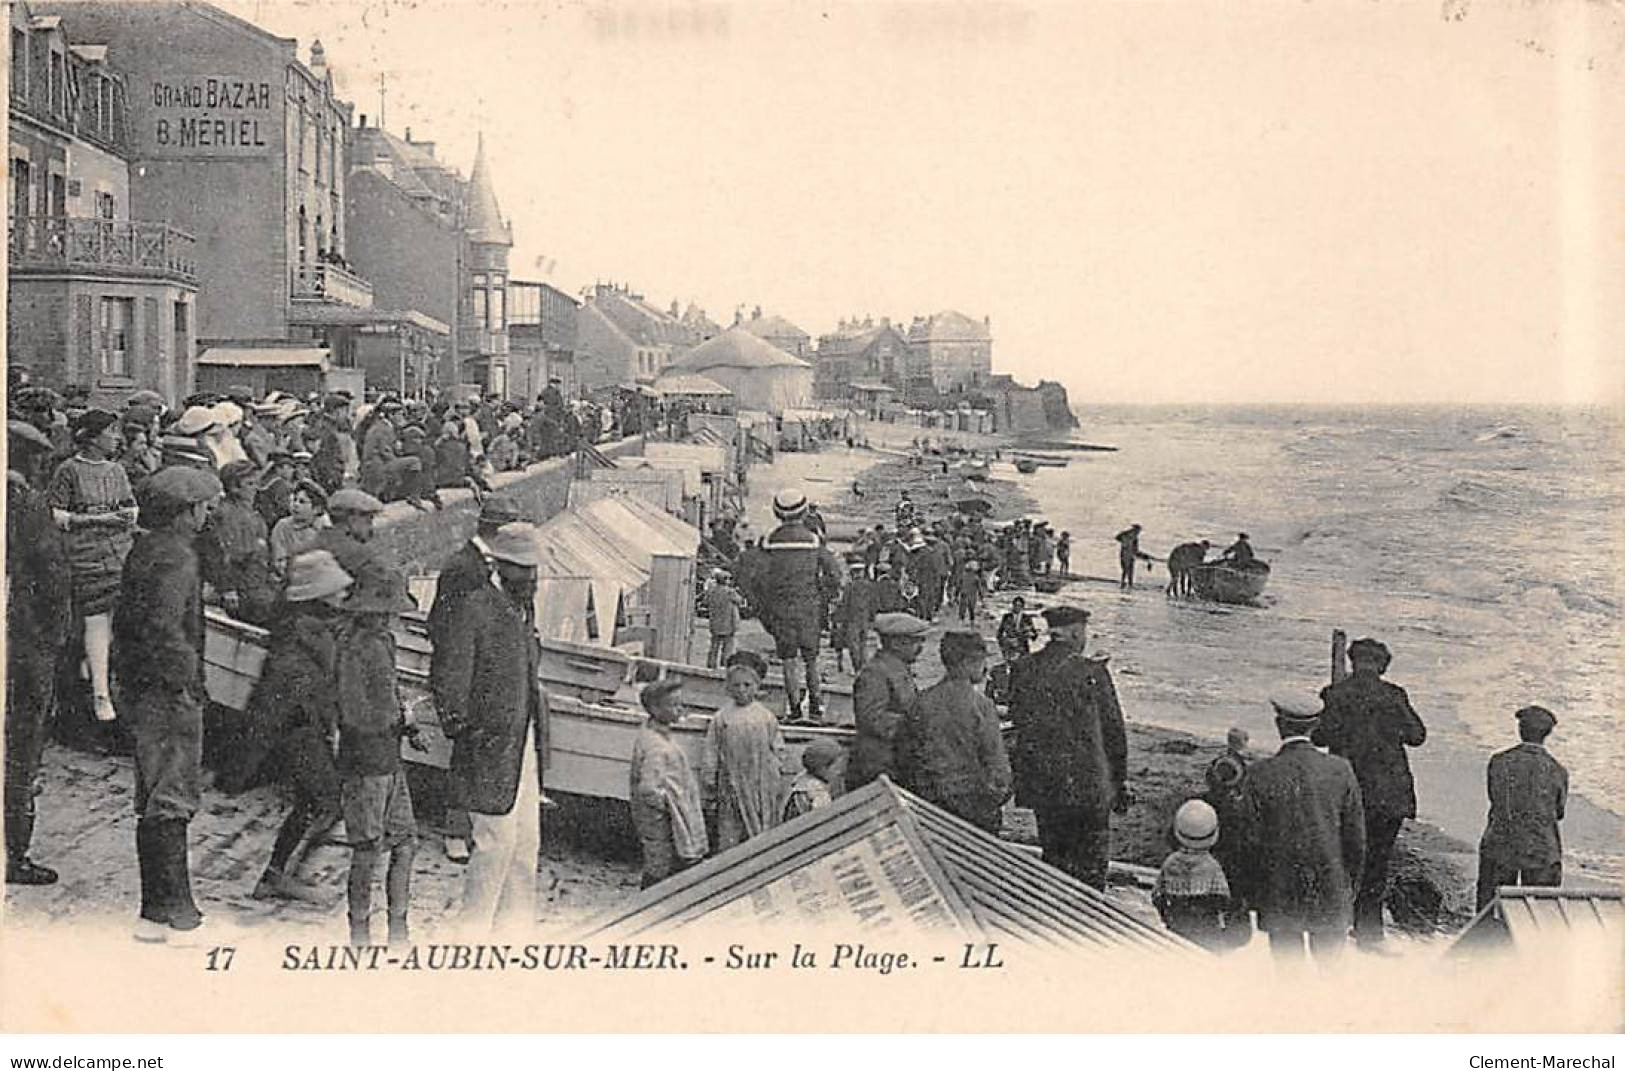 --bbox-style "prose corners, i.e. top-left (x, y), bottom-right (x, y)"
top-left (1314, 637), bottom-right (1426, 949)
top-left (1008, 605), bottom-right (1129, 889)
top-left (848, 611), bottom-right (930, 789)
top-left (1476, 705), bottom-right (1568, 911)
top-left (315, 487), bottom-right (391, 579)
top-left (1241, 696), bottom-right (1366, 964)
top-left (430, 522), bottom-right (548, 935)
top-left (110, 465), bottom-right (223, 941)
